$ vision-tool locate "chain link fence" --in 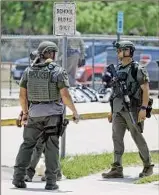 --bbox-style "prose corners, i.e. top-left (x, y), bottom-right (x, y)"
top-left (1, 35), bottom-right (159, 97)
